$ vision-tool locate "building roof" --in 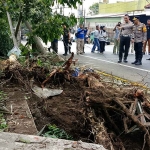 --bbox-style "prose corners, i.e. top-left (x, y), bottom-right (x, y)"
top-left (85, 11), bottom-right (150, 19)
top-left (86, 13), bottom-right (125, 19)
top-left (145, 3), bottom-right (150, 9)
